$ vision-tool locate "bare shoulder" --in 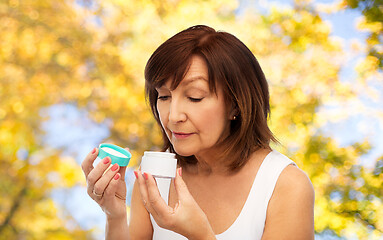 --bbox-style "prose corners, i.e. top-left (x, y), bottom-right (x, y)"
top-left (262, 164), bottom-right (315, 240)
top-left (271, 164), bottom-right (315, 216)
top-left (277, 164), bottom-right (314, 197)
